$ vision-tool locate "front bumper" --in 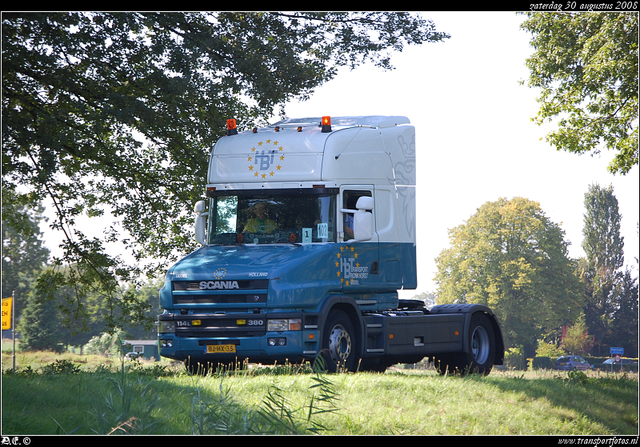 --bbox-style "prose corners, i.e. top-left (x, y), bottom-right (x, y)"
top-left (157, 312), bottom-right (321, 364)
